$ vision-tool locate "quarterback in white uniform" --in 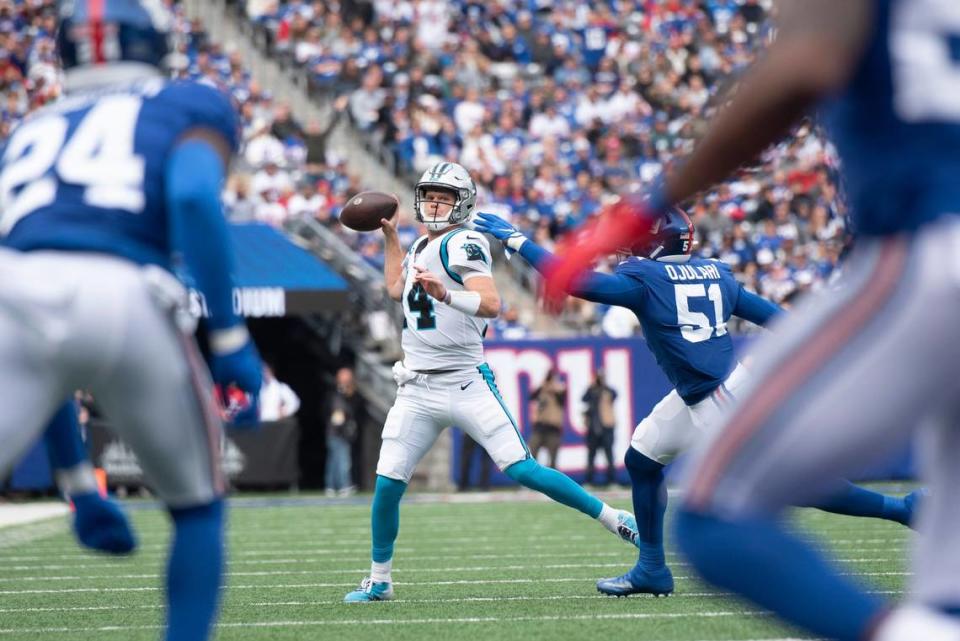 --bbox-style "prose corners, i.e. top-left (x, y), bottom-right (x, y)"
top-left (344, 162), bottom-right (640, 602)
